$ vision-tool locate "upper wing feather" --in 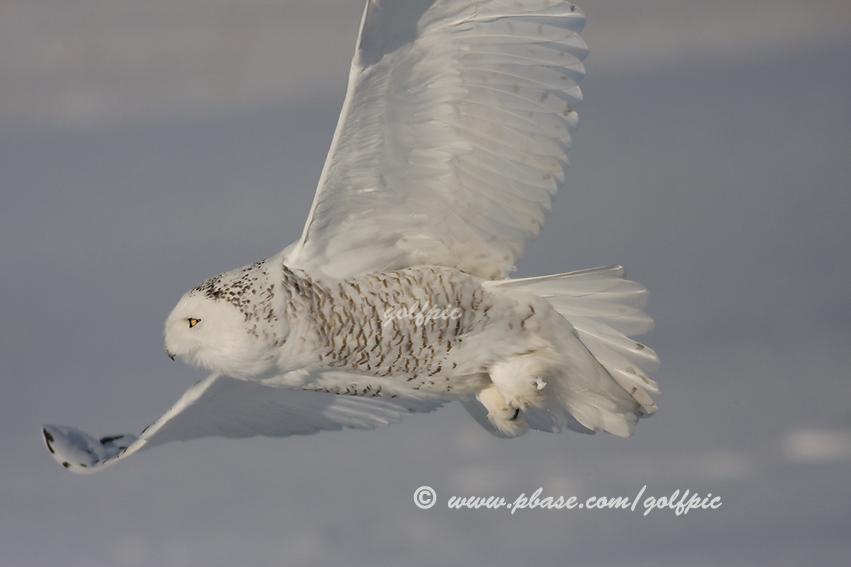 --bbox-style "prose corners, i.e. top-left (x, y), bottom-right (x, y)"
top-left (285, 0), bottom-right (587, 280)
